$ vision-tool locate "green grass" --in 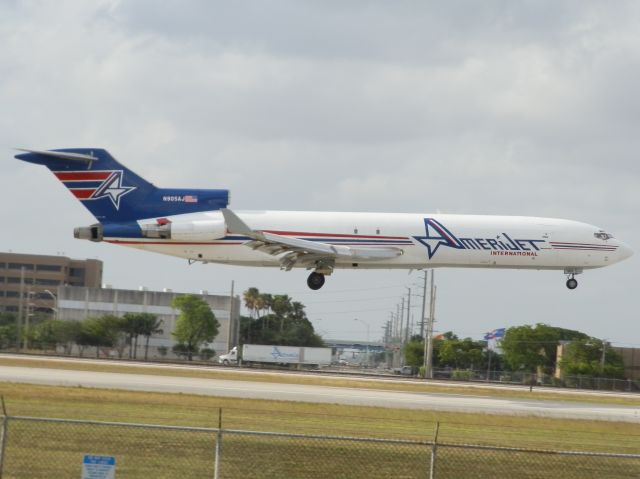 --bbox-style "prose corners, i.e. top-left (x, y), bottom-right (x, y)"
top-left (1, 382), bottom-right (638, 451)
top-left (0, 383), bottom-right (638, 479)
